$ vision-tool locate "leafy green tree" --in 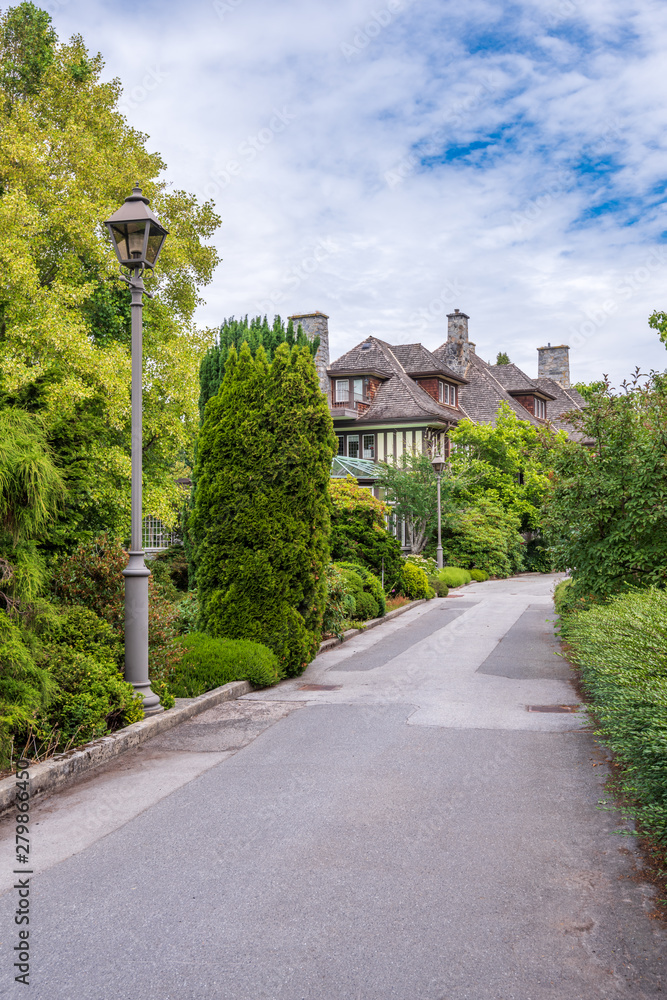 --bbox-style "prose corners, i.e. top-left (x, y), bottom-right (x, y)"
top-left (495, 351), bottom-right (510, 365)
top-left (0, 407), bottom-right (64, 607)
top-left (449, 403), bottom-right (559, 532)
top-left (544, 370), bottom-right (667, 602)
top-left (0, 3), bottom-right (220, 547)
top-left (192, 342), bottom-right (336, 677)
top-left (376, 450), bottom-right (448, 554)
top-left (329, 476), bottom-right (403, 585)
top-left (198, 314), bottom-right (319, 421)
top-left (572, 379), bottom-right (607, 403)
top-left (442, 497), bottom-right (524, 577)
